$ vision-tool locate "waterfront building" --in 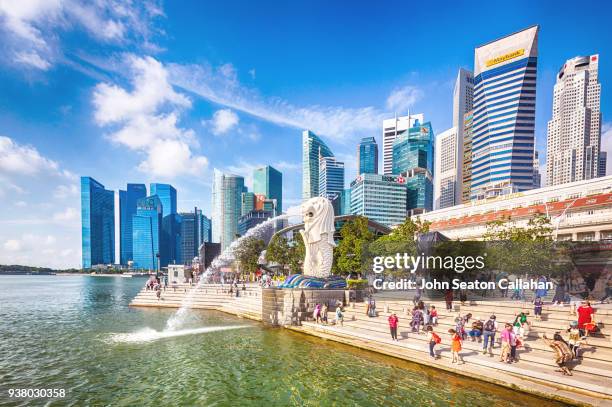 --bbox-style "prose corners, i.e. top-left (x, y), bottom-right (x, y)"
top-left (81, 176), bottom-right (115, 269)
top-left (547, 55), bottom-right (602, 186)
top-left (200, 213), bottom-right (212, 243)
top-left (319, 156), bottom-right (345, 201)
top-left (179, 208), bottom-right (210, 265)
top-left (302, 130), bottom-right (334, 200)
top-left (161, 213), bottom-right (182, 266)
top-left (382, 113), bottom-right (424, 175)
top-left (462, 111), bottom-right (474, 203)
top-left (350, 174), bottom-right (408, 227)
top-left (434, 127), bottom-right (460, 209)
top-left (340, 188), bottom-right (351, 215)
top-left (392, 121), bottom-right (434, 213)
top-left (241, 191), bottom-right (255, 216)
top-left (150, 183), bottom-right (177, 217)
top-left (212, 170), bottom-right (245, 249)
top-left (599, 151), bottom-right (608, 177)
top-left (358, 137), bottom-right (378, 175)
top-left (253, 165), bottom-right (283, 213)
top-left (132, 195), bottom-right (163, 271)
top-left (118, 184), bottom-right (146, 265)
top-left (471, 25), bottom-right (539, 200)
top-left (416, 175), bottom-right (612, 241)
